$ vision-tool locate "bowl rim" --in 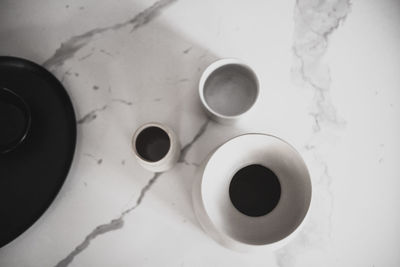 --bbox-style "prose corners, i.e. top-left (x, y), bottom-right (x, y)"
top-left (195, 133), bottom-right (312, 251)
